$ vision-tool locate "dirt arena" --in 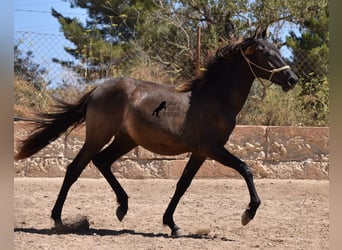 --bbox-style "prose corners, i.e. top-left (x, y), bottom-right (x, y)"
top-left (14, 178), bottom-right (328, 249)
